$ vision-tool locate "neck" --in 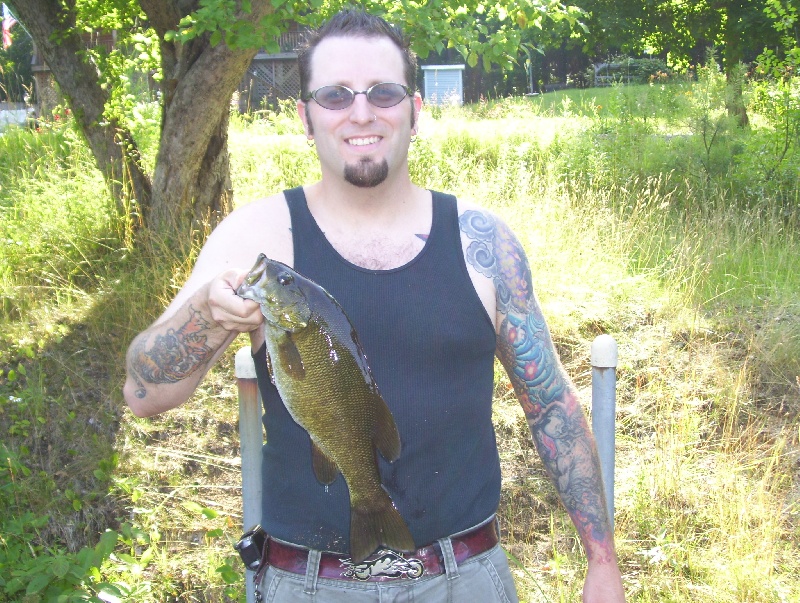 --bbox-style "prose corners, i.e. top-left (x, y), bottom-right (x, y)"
top-left (302, 176), bottom-right (432, 270)
top-left (306, 170), bottom-right (422, 226)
